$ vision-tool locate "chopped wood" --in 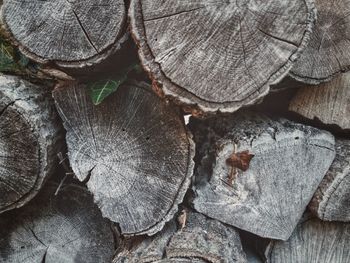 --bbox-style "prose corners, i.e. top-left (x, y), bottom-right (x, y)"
top-left (0, 75), bottom-right (62, 214)
top-left (191, 113), bottom-right (336, 240)
top-left (309, 138), bottom-right (350, 222)
top-left (114, 211), bottom-right (247, 263)
top-left (129, 0), bottom-right (316, 115)
top-left (289, 72), bottom-right (350, 130)
top-left (1, 0), bottom-right (127, 68)
top-left (0, 183), bottom-right (115, 263)
top-left (53, 80), bottom-right (195, 236)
